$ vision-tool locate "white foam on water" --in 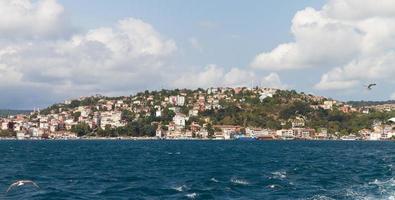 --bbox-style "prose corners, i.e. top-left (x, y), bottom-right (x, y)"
top-left (369, 178), bottom-right (395, 187)
top-left (307, 195), bottom-right (335, 200)
top-left (166, 152), bottom-right (181, 155)
top-left (344, 178), bottom-right (395, 200)
top-left (172, 185), bottom-right (187, 192)
top-left (186, 192), bottom-right (197, 199)
top-left (210, 177), bottom-right (219, 183)
top-left (271, 171), bottom-right (287, 179)
top-left (267, 184), bottom-right (282, 189)
top-left (230, 178), bottom-right (249, 185)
